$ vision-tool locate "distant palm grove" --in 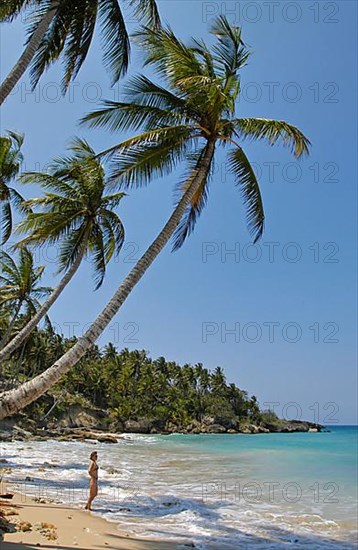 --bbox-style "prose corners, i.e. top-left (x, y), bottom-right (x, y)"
top-left (0, 1), bottom-right (310, 420)
top-left (0, 326), bottom-right (263, 430)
